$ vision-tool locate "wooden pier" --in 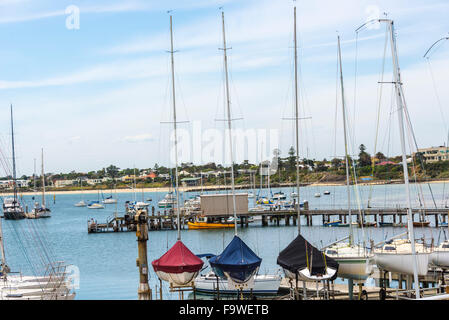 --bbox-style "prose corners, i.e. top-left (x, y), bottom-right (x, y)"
top-left (87, 206), bottom-right (449, 233)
